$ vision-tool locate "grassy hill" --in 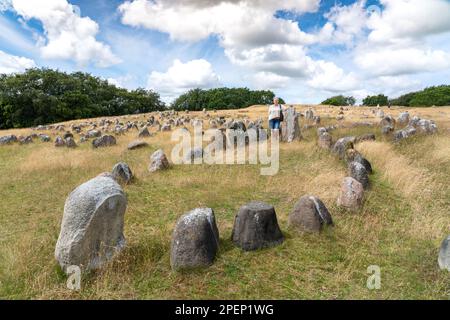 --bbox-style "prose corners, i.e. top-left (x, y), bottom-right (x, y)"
top-left (0, 105), bottom-right (449, 299)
